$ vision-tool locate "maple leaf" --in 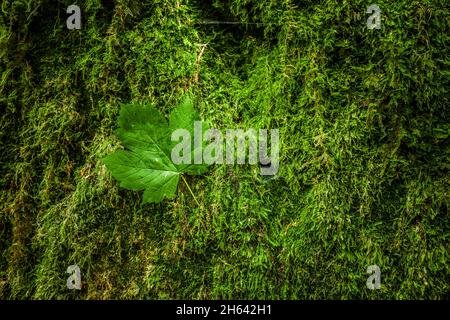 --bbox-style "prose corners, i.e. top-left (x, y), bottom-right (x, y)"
top-left (103, 98), bottom-right (209, 204)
